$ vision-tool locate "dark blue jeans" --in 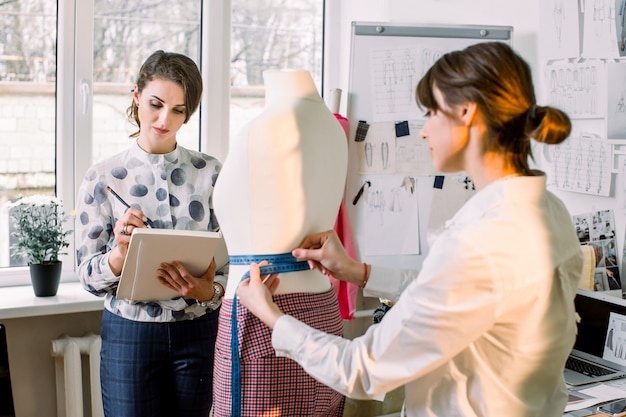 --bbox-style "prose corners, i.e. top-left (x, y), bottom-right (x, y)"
top-left (100, 308), bottom-right (219, 417)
